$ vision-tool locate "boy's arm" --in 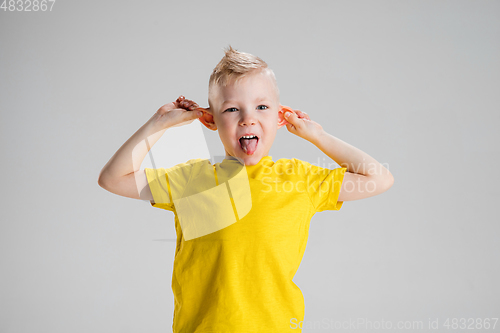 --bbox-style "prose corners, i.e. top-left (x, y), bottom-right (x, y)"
top-left (311, 131), bottom-right (394, 202)
top-left (98, 96), bottom-right (203, 201)
top-left (97, 115), bottom-right (167, 201)
top-left (283, 110), bottom-right (394, 202)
